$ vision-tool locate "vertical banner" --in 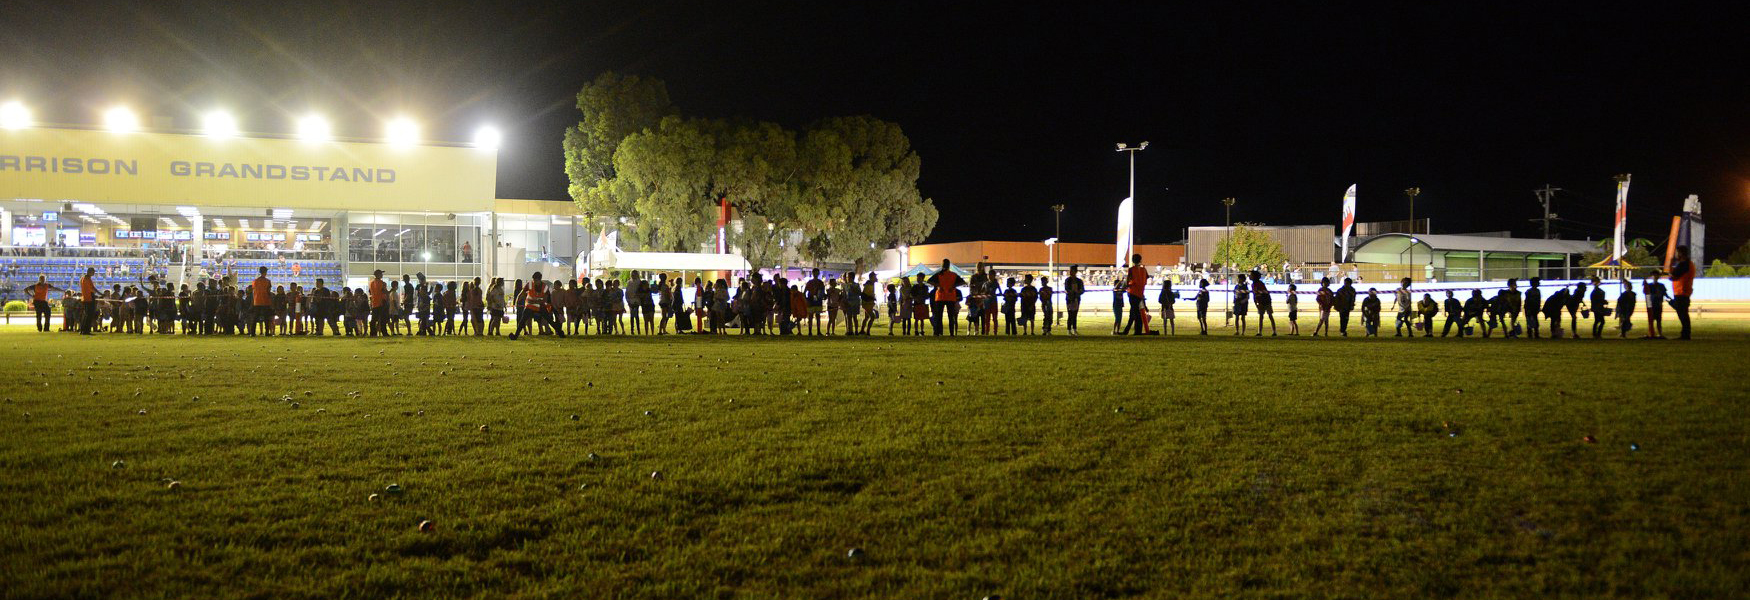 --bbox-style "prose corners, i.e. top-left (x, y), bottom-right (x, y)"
top-left (1612, 174), bottom-right (1631, 263)
top-left (1115, 197), bottom-right (1134, 267)
top-left (1339, 184), bottom-right (1357, 262)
